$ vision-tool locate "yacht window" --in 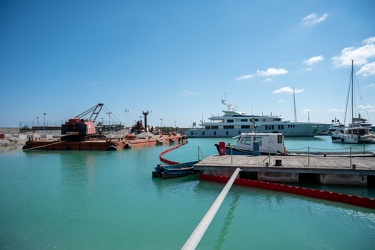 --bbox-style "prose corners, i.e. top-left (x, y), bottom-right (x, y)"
top-left (254, 137), bottom-right (262, 146)
top-left (241, 119), bottom-right (247, 122)
top-left (224, 126), bottom-right (234, 129)
top-left (227, 119), bottom-right (234, 123)
top-left (241, 125), bottom-right (250, 129)
top-left (211, 126), bottom-right (218, 129)
top-left (241, 137), bottom-right (252, 145)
